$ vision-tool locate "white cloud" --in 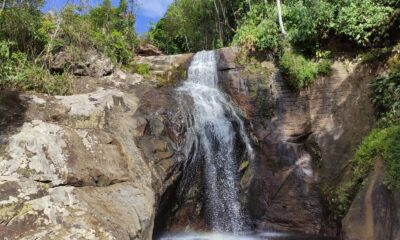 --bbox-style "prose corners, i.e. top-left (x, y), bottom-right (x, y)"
top-left (137, 0), bottom-right (173, 18)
